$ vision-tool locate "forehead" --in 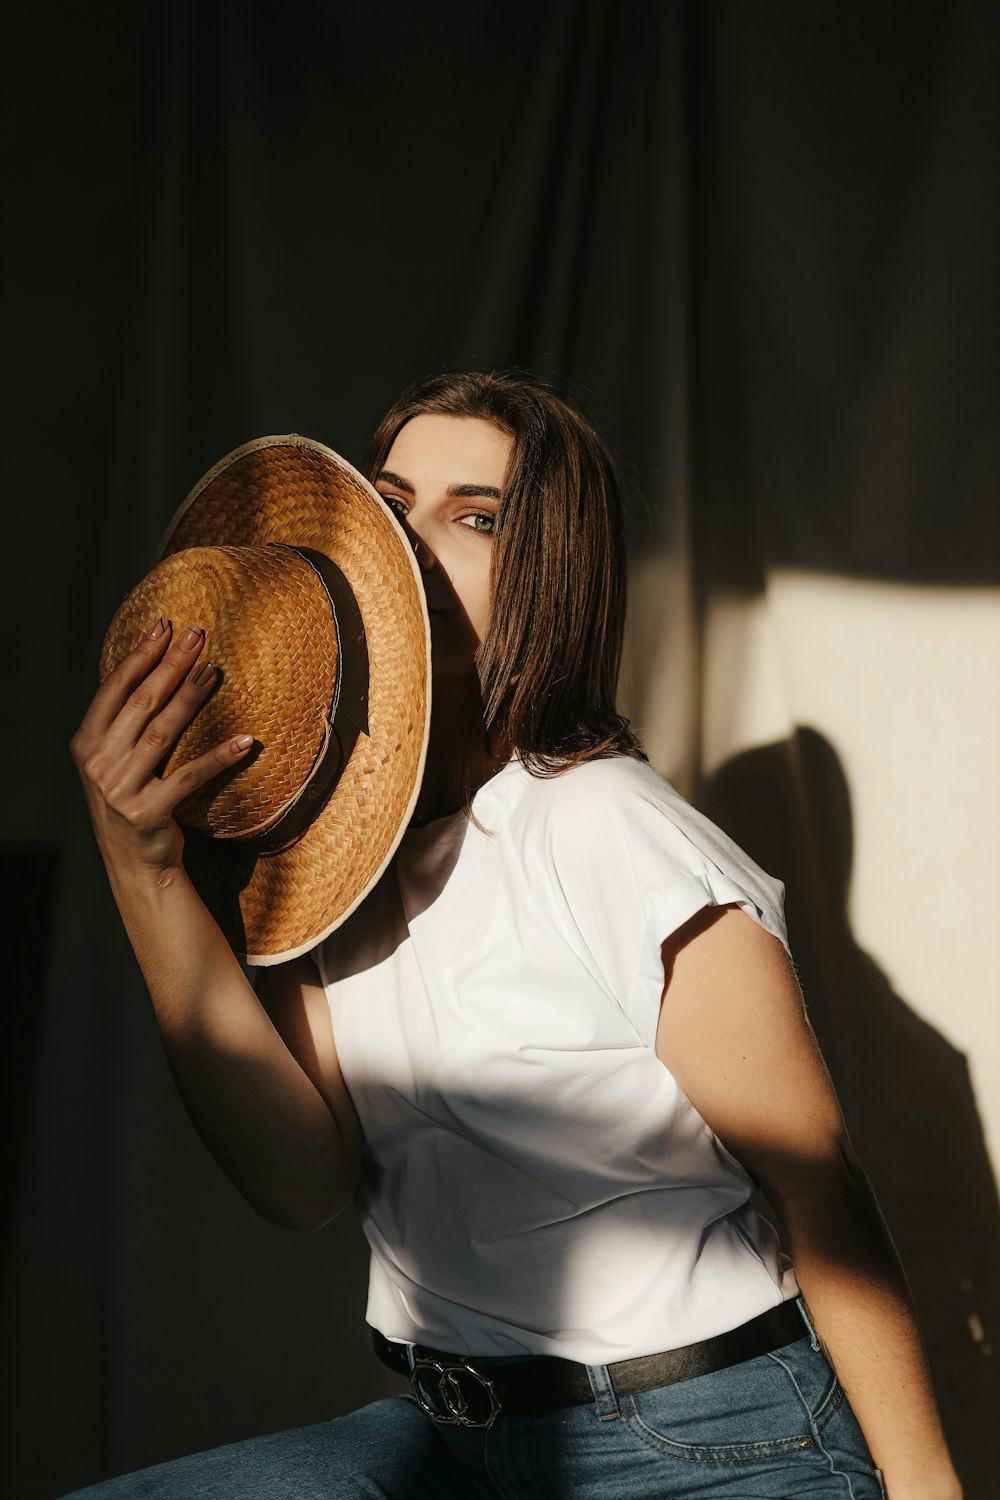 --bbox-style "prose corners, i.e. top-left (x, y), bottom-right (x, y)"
top-left (385, 414), bottom-right (512, 486)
